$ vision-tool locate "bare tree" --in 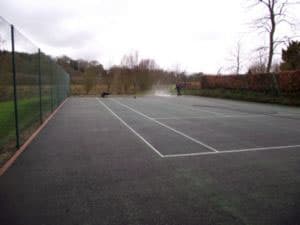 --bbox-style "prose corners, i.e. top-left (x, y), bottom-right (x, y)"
top-left (111, 66), bottom-right (122, 94)
top-left (228, 41), bottom-right (243, 74)
top-left (102, 69), bottom-right (113, 92)
top-left (121, 51), bottom-right (139, 69)
top-left (83, 64), bottom-right (102, 94)
top-left (217, 67), bottom-right (223, 75)
top-left (235, 41), bottom-right (242, 74)
top-left (0, 35), bottom-right (5, 51)
top-left (137, 59), bottom-right (157, 91)
top-left (173, 64), bottom-right (183, 82)
top-left (251, 0), bottom-right (297, 73)
top-left (248, 47), bottom-right (268, 73)
top-left (120, 51), bottom-right (139, 93)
